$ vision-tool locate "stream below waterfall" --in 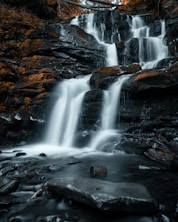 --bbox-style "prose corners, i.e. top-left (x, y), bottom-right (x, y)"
top-left (1, 9), bottom-right (178, 222)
